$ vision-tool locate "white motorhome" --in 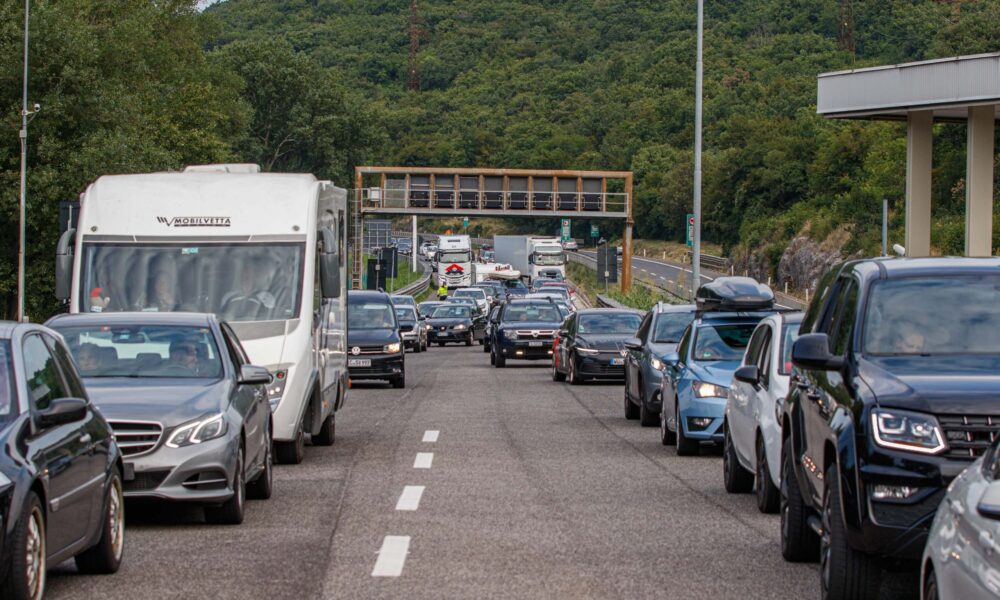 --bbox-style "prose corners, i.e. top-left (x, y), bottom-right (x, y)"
top-left (56, 164), bottom-right (348, 465)
top-left (435, 235), bottom-right (472, 288)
